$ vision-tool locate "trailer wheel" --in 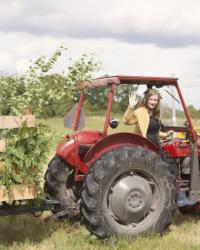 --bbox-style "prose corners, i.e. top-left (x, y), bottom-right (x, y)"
top-left (81, 146), bottom-right (177, 239)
